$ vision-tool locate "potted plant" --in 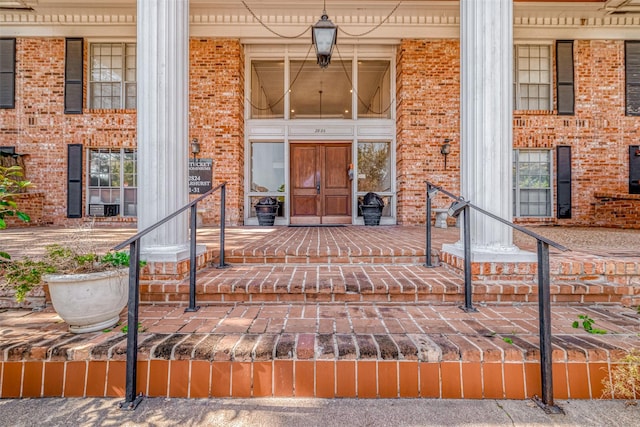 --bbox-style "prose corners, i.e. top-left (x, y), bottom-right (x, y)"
top-left (254, 196), bottom-right (279, 226)
top-left (2, 244), bottom-right (135, 333)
